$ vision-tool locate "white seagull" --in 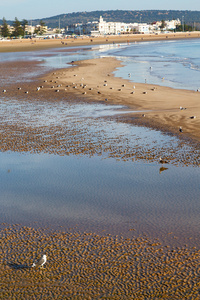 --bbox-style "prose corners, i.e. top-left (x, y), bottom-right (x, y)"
top-left (32, 254), bottom-right (47, 268)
